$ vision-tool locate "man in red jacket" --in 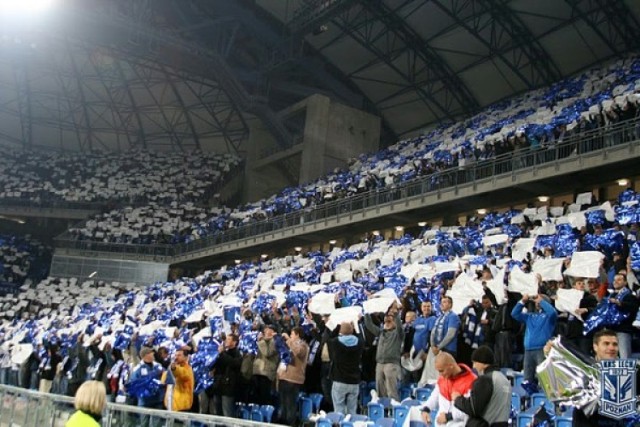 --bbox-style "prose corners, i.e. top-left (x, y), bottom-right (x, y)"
top-left (421, 352), bottom-right (476, 426)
